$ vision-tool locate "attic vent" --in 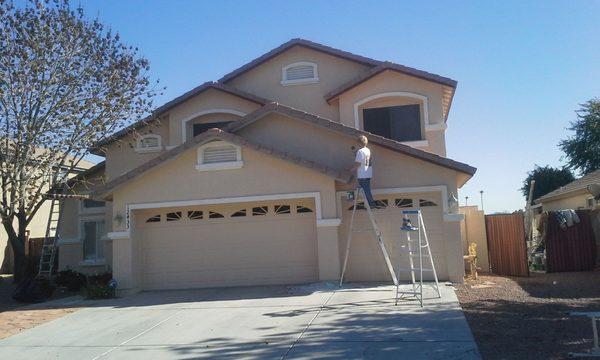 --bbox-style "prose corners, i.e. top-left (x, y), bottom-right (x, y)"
top-left (203, 145), bottom-right (238, 164)
top-left (281, 62), bottom-right (319, 85)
